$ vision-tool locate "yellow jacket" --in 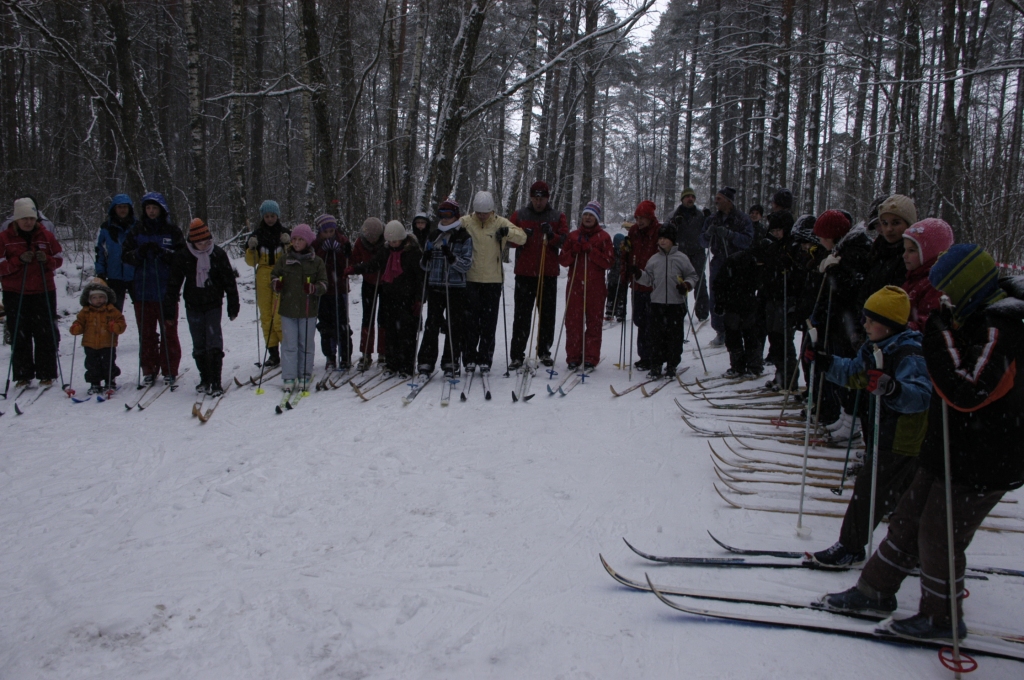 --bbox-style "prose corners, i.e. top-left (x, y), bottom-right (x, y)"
top-left (461, 213), bottom-right (526, 283)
